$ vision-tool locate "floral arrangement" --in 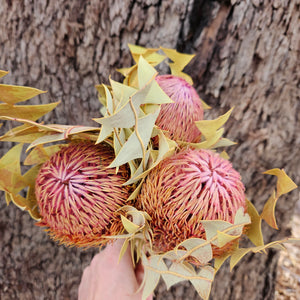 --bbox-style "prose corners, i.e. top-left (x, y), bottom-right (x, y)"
top-left (0, 45), bottom-right (298, 299)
